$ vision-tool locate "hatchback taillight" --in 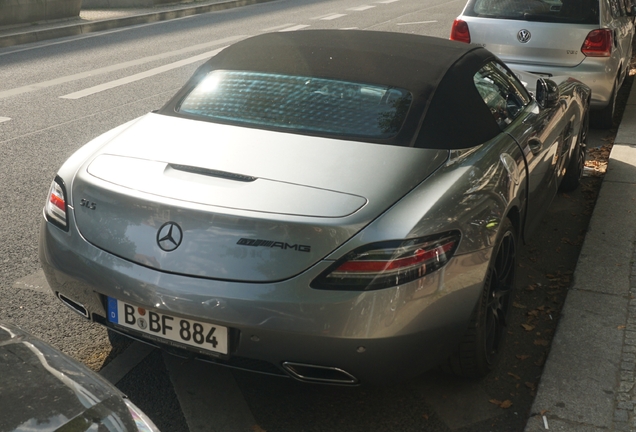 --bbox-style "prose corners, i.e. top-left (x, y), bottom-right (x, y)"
top-left (581, 29), bottom-right (612, 57)
top-left (311, 232), bottom-right (460, 291)
top-left (45, 176), bottom-right (68, 231)
top-left (450, 19), bottom-right (471, 44)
